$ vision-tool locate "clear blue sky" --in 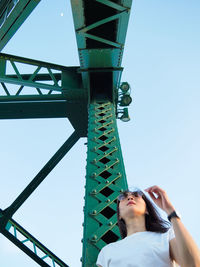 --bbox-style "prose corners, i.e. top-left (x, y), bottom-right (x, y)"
top-left (0, 0), bottom-right (200, 266)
